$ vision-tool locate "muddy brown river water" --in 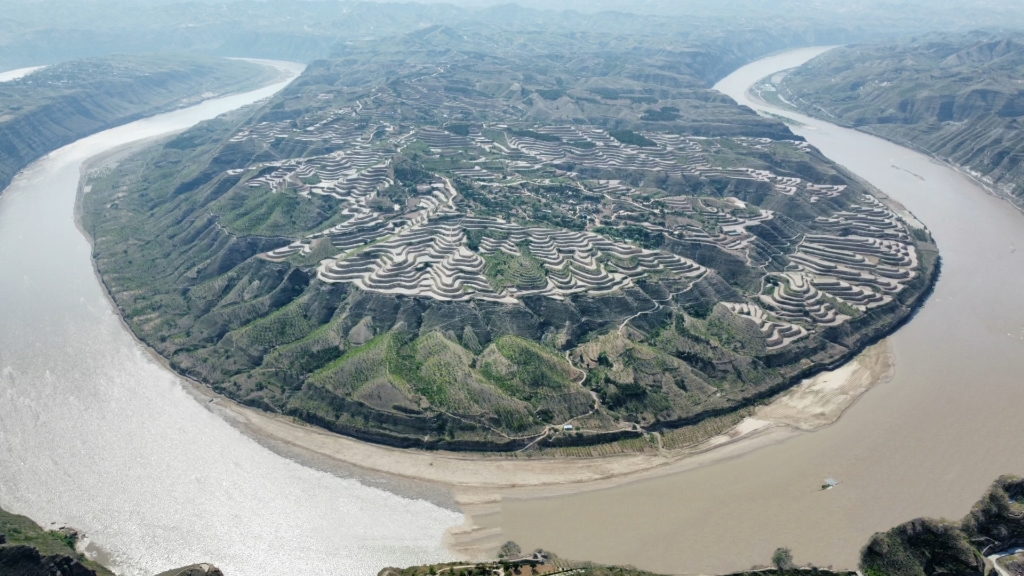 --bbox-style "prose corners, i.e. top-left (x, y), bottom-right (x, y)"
top-left (475, 48), bottom-right (1024, 574)
top-left (3, 47), bottom-right (1024, 576)
top-left (0, 60), bottom-right (460, 576)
